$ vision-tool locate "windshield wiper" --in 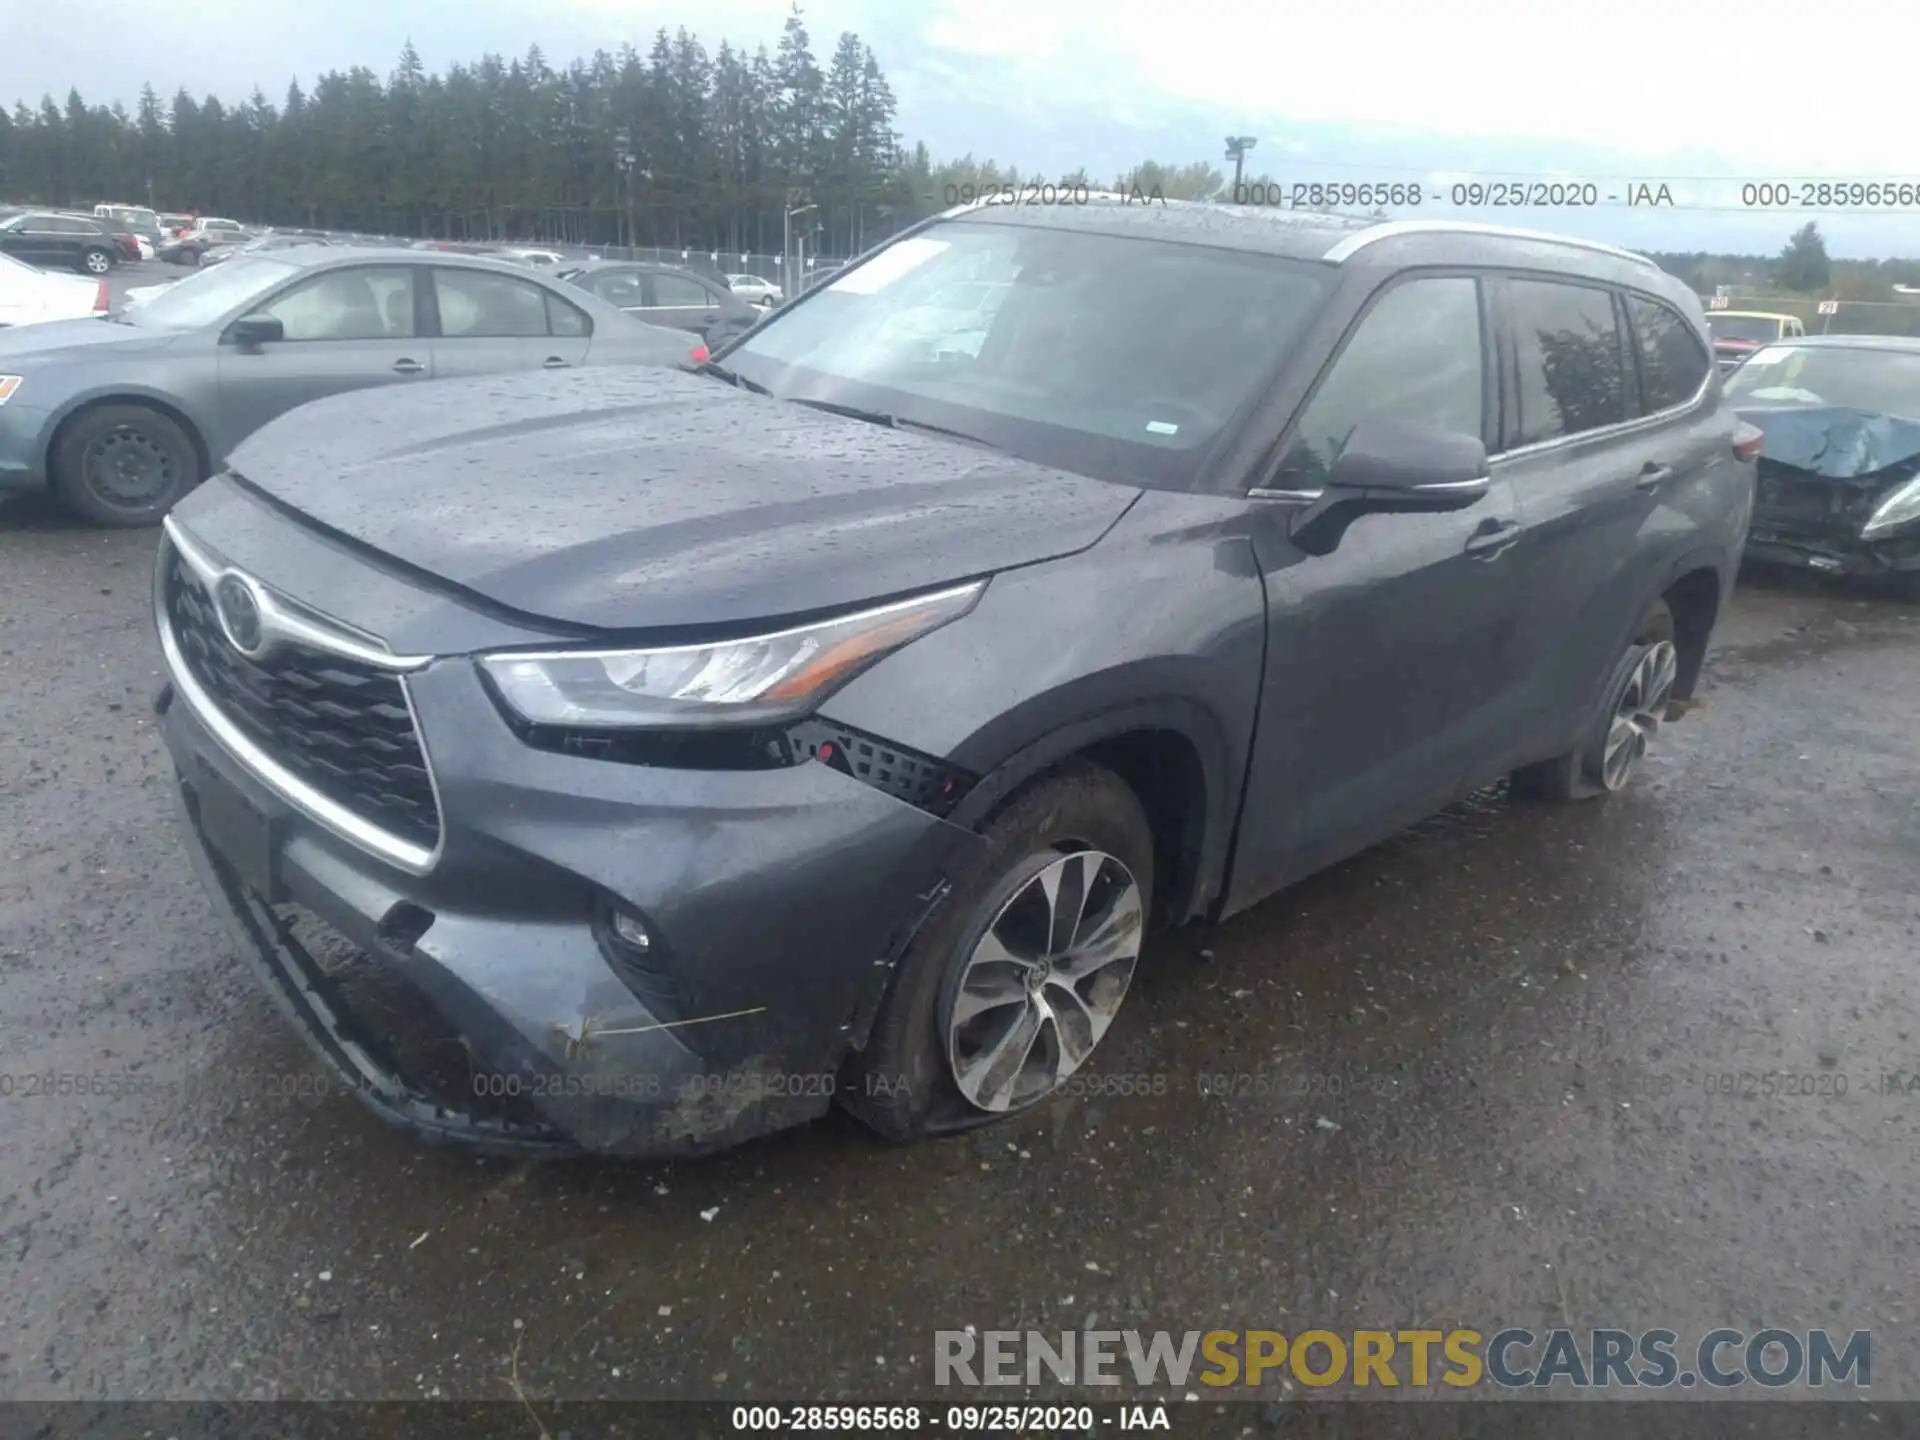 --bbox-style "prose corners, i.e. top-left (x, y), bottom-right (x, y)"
top-left (790, 397), bottom-right (1002, 453)
top-left (685, 357), bottom-right (771, 395)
